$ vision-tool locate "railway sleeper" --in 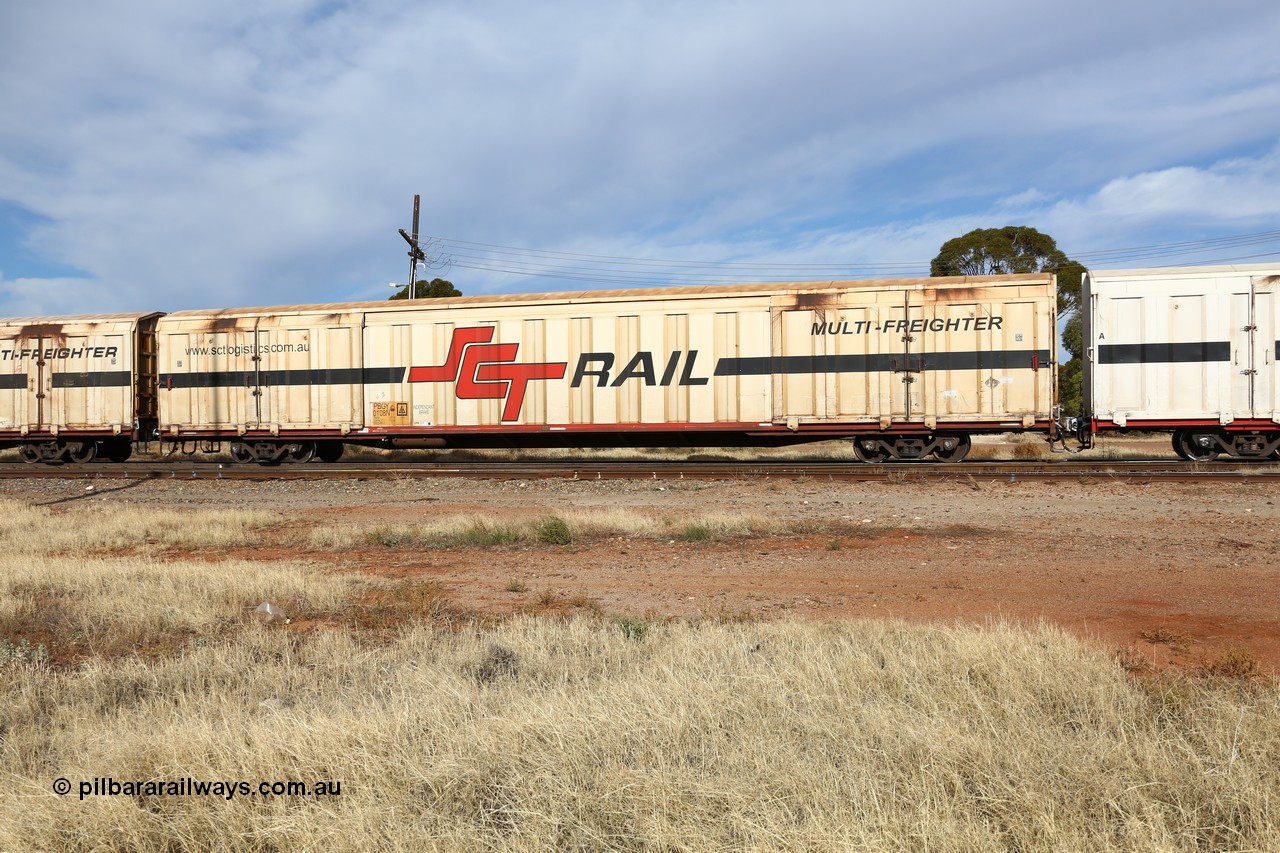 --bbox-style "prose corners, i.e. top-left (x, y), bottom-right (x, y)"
top-left (852, 433), bottom-right (972, 463)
